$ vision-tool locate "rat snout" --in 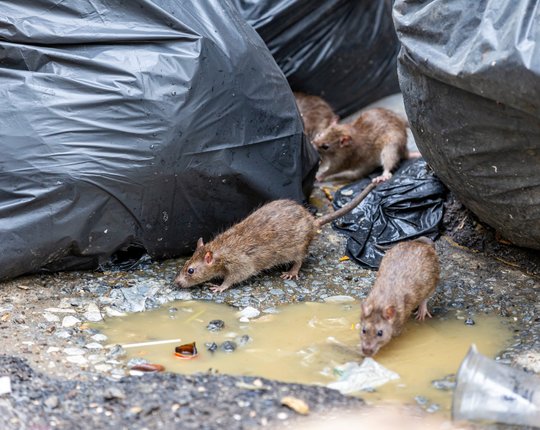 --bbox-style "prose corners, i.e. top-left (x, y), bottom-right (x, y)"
top-left (361, 346), bottom-right (375, 357)
top-left (173, 274), bottom-right (186, 288)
